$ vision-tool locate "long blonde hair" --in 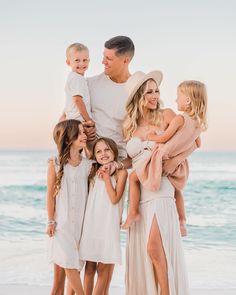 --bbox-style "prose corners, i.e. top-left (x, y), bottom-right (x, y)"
top-left (123, 79), bottom-right (163, 141)
top-left (53, 119), bottom-right (82, 197)
top-left (178, 80), bottom-right (208, 131)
